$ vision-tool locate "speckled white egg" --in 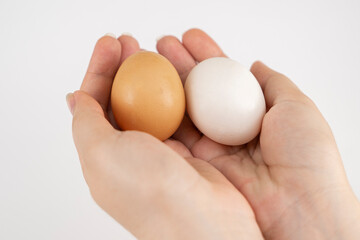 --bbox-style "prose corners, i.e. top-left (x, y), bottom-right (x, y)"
top-left (185, 57), bottom-right (266, 145)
